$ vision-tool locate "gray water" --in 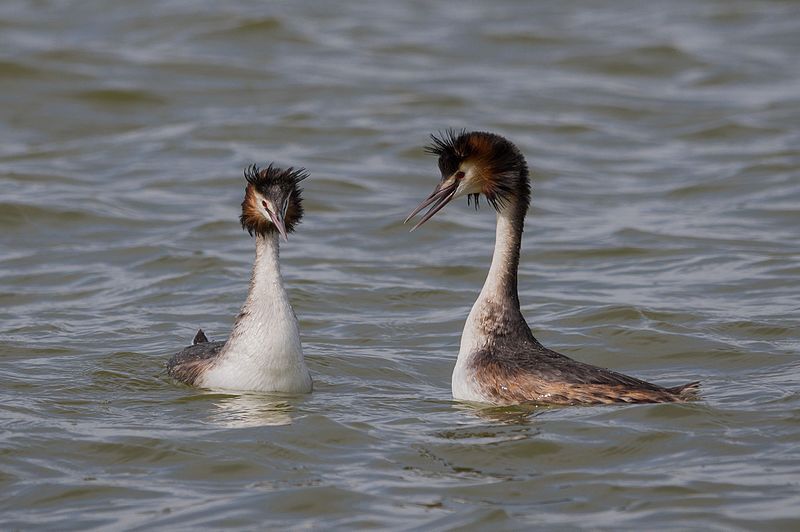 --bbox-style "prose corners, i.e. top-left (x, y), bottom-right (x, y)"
top-left (2, 0), bottom-right (800, 529)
